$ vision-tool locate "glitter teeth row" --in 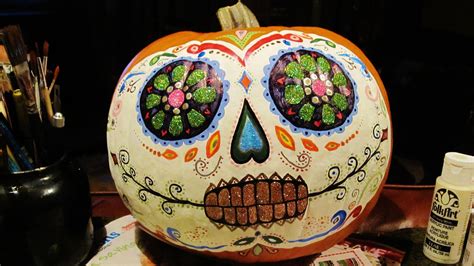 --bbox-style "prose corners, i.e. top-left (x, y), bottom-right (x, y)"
top-left (204, 173), bottom-right (308, 227)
